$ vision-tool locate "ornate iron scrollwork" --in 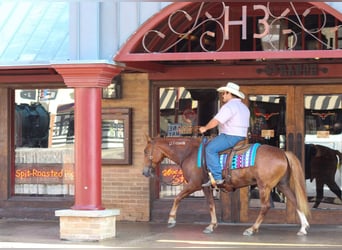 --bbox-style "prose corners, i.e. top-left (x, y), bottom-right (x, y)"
top-left (142, 2), bottom-right (340, 53)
